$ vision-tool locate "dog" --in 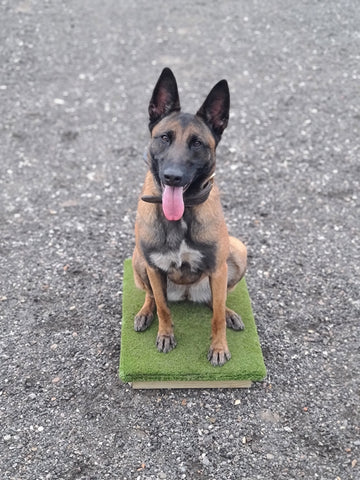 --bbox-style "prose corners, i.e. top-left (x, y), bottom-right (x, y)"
top-left (132, 68), bottom-right (247, 366)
